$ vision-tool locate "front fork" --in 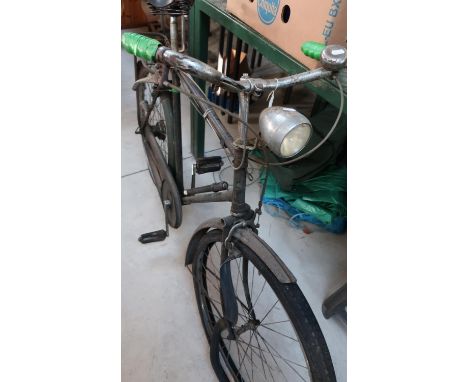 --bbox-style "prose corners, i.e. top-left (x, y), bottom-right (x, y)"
top-left (218, 87), bottom-right (252, 329)
top-left (210, 218), bottom-right (256, 379)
